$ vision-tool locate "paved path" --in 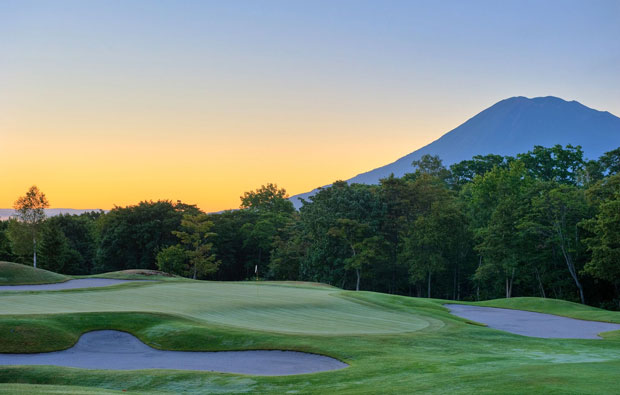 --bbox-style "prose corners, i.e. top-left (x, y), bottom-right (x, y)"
top-left (0, 279), bottom-right (148, 291)
top-left (446, 304), bottom-right (620, 339)
top-left (0, 330), bottom-right (348, 375)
